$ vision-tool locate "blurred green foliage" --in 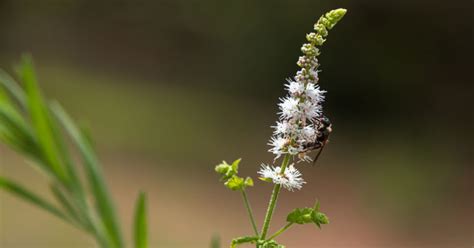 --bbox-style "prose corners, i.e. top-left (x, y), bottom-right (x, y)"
top-left (0, 56), bottom-right (148, 248)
